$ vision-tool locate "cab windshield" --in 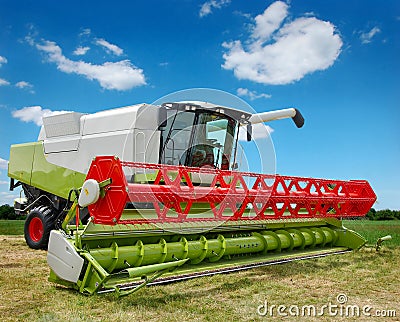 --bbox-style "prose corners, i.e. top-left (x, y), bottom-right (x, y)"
top-left (160, 110), bottom-right (237, 170)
